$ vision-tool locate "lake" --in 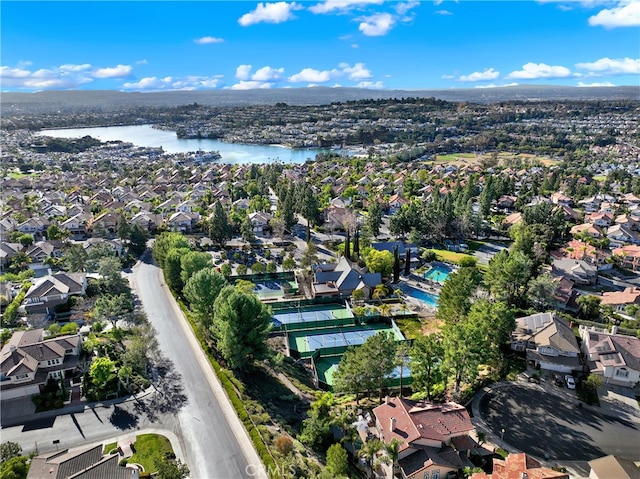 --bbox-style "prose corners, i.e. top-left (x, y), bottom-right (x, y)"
top-left (37, 124), bottom-right (326, 165)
